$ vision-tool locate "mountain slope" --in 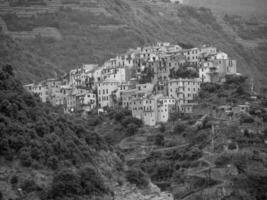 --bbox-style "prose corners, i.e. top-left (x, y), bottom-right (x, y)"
top-left (0, 65), bottom-right (120, 200)
top-left (0, 0), bottom-right (267, 91)
top-left (184, 0), bottom-right (267, 18)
